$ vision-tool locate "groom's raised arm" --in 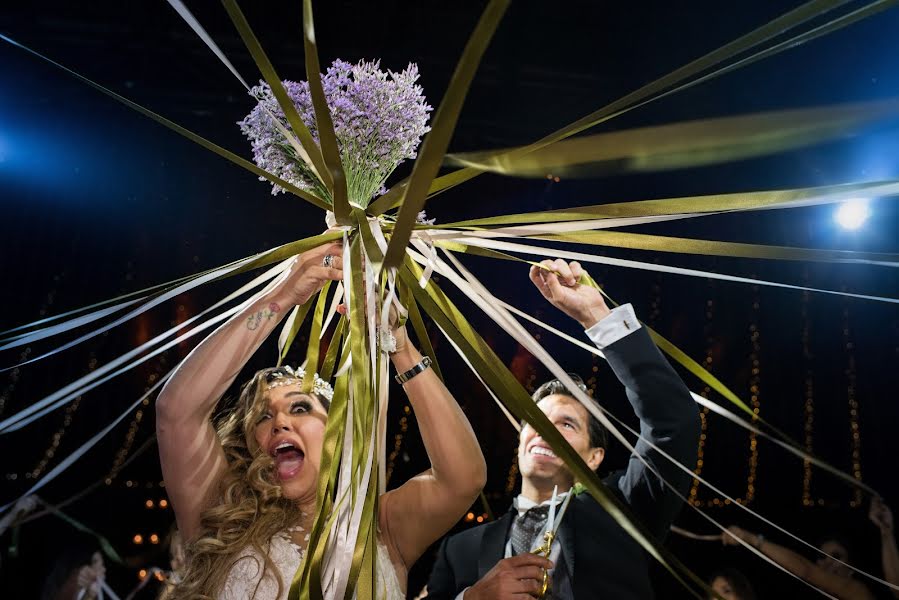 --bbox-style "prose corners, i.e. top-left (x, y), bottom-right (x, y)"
top-left (590, 309), bottom-right (700, 539)
top-left (530, 258), bottom-right (699, 539)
